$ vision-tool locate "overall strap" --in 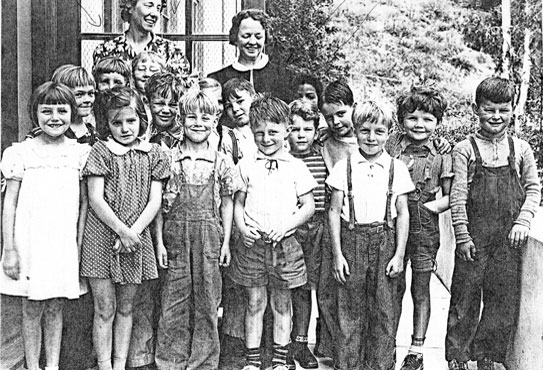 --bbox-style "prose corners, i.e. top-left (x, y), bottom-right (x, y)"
top-left (385, 159), bottom-right (395, 229)
top-left (507, 135), bottom-right (516, 169)
top-left (347, 154), bottom-right (356, 230)
top-left (211, 151), bottom-right (220, 218)
top-left (468, 136), bottom-right (483, 174)
top-left (228, 129), bottom-right (239, 165)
